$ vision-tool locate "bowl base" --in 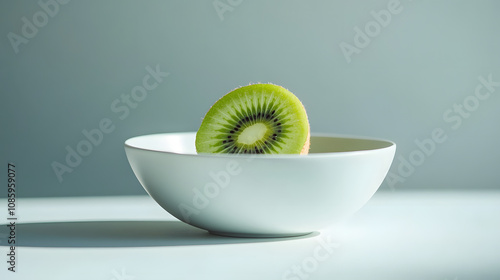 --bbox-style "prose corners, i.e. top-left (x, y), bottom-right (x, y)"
top-left (209, 230), bottom-right (313, 238)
